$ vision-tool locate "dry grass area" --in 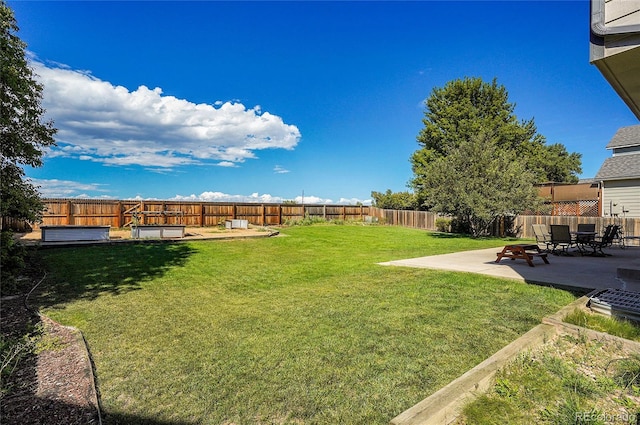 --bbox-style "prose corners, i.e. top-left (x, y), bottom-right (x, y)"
top-left (456, 330), bottom-right (640, 424)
